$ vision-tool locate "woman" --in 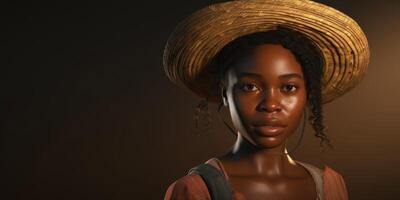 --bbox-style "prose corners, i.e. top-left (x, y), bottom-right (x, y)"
top-left (162, 0), bottom-right (370, 199)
